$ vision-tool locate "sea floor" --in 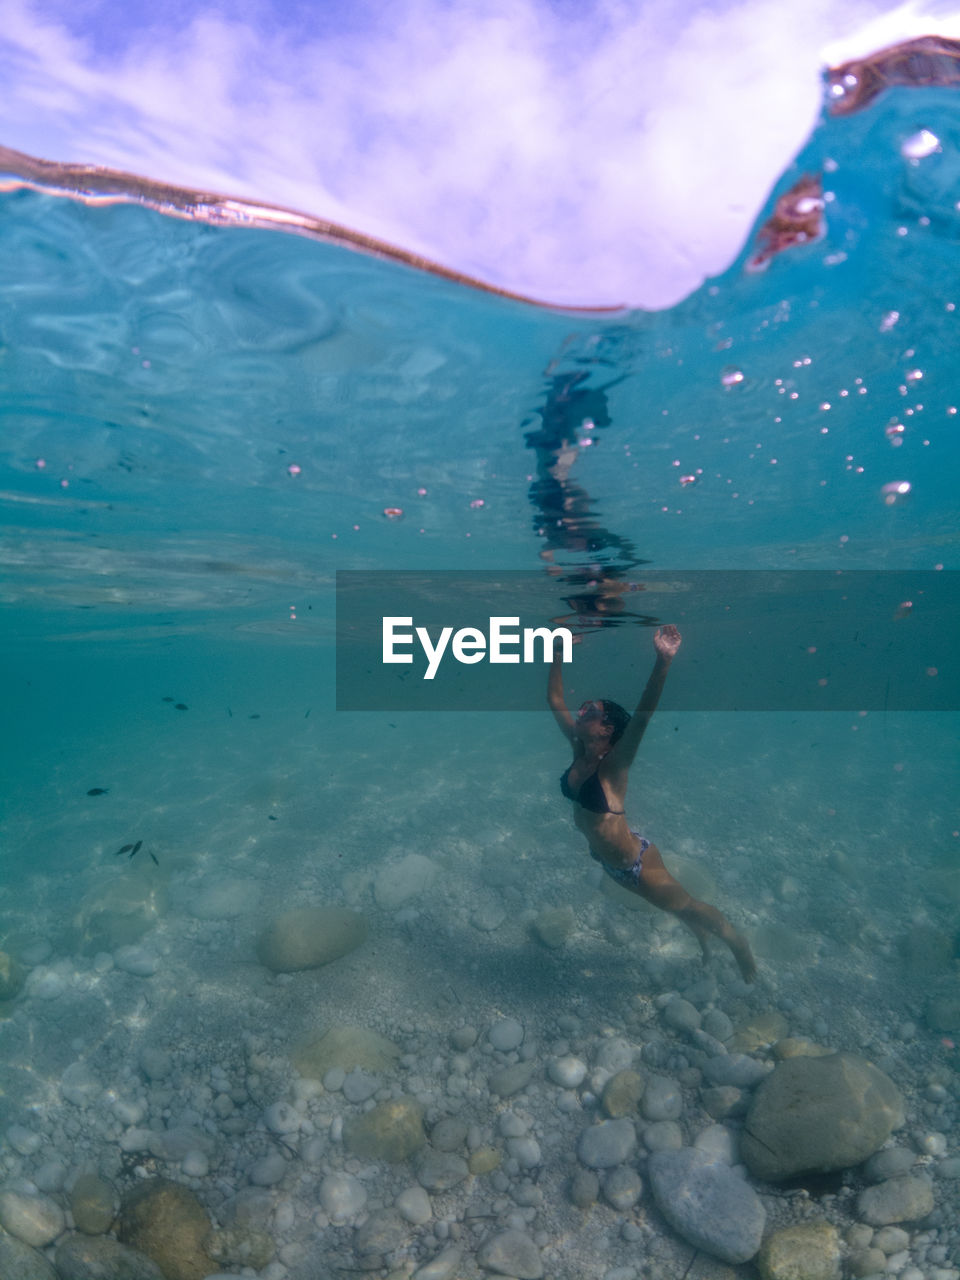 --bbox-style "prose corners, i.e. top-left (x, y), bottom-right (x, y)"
top-left (0, 705), bottom-right (958, 1280)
